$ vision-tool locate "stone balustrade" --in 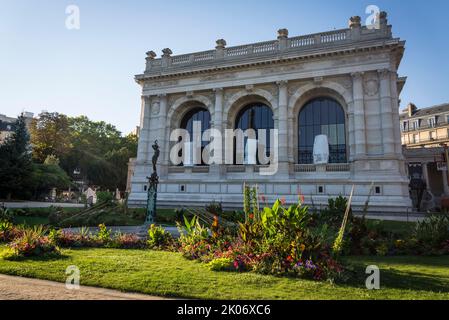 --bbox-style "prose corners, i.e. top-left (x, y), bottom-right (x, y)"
top-left (143, 21), bottom-right (392, 75)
